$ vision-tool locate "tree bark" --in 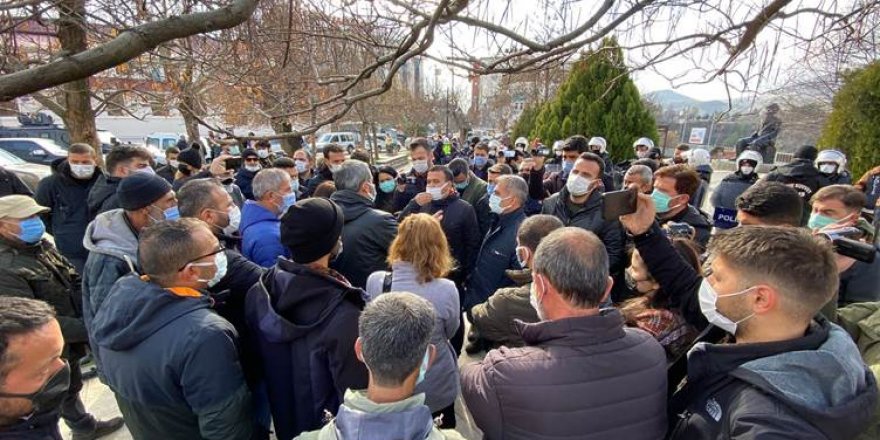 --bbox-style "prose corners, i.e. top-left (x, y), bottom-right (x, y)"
top-left (57, 0), bottom-right (101, 166)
